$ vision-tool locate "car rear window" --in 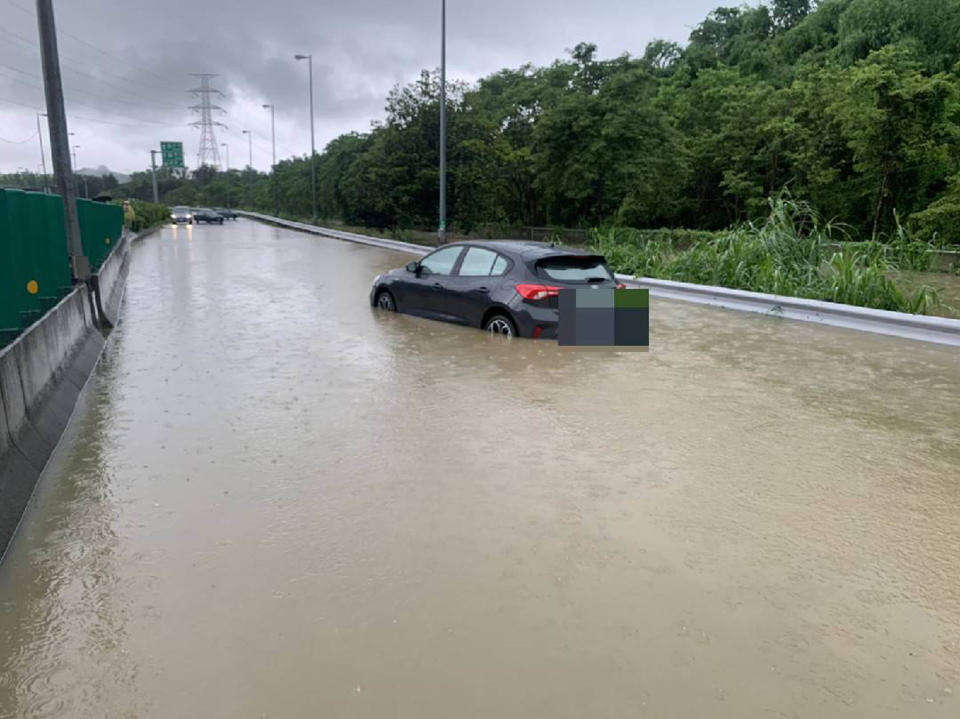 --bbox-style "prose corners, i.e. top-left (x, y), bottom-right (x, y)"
top-left (536, 256), bottom-right (613, 283)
